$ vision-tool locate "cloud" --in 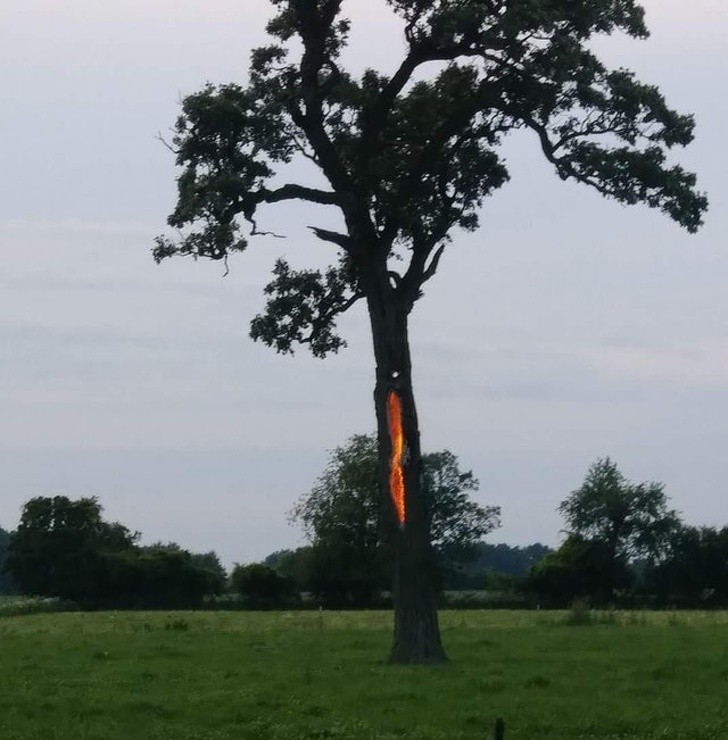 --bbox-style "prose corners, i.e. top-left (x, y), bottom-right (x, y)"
top-left (584, 342), bottom-right (728, 389)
